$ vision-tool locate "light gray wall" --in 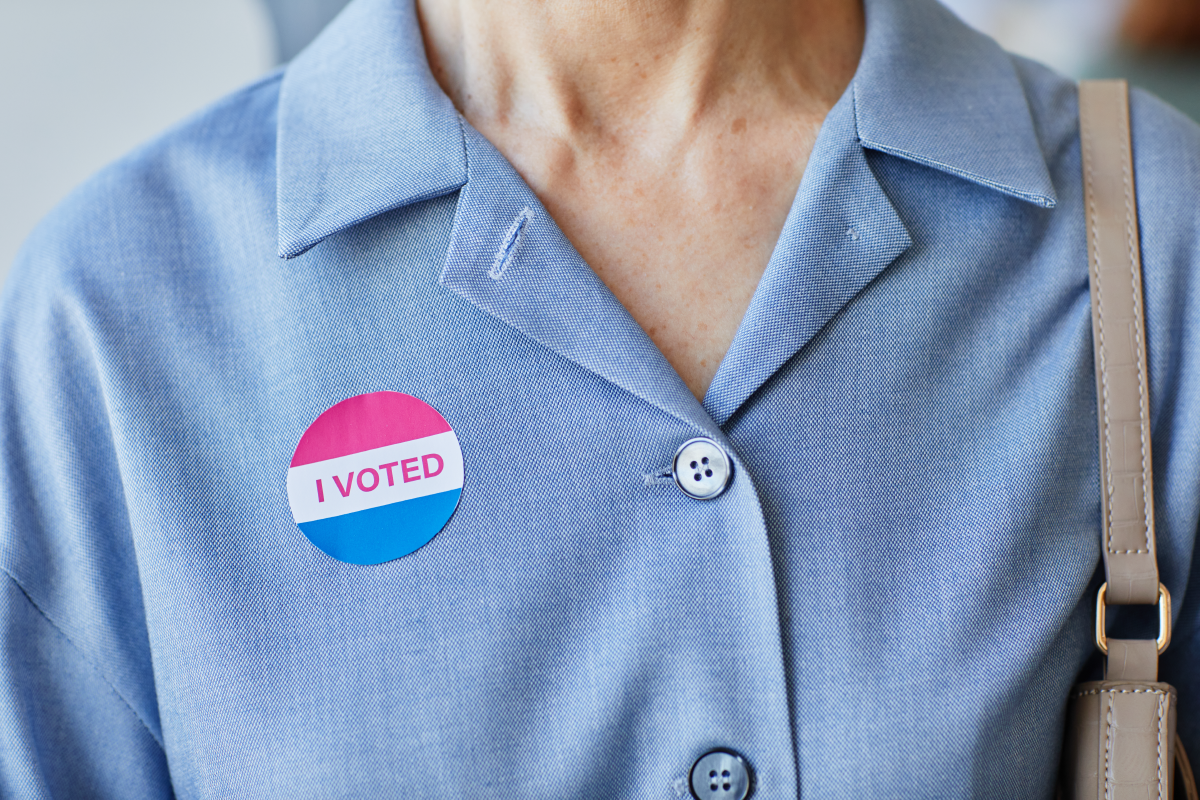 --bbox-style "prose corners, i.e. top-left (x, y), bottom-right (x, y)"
top-left (260, 0), bottom-right (351, 62)
top-left (939, 0), bottom-right (1127, 76)
top-left (0, 0), bottom-right (275, 288)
